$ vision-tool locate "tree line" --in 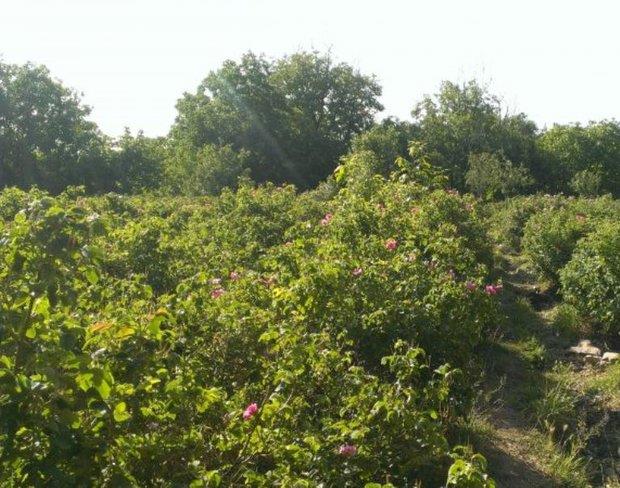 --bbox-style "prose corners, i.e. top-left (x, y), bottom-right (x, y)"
top-left (1, 52), bottom-right (618, 198)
